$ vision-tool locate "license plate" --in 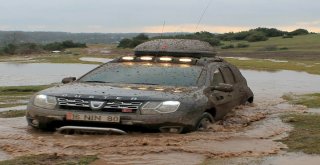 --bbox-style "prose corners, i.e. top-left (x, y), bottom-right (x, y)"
top-left (66, 112), bottom-right (120, 123)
